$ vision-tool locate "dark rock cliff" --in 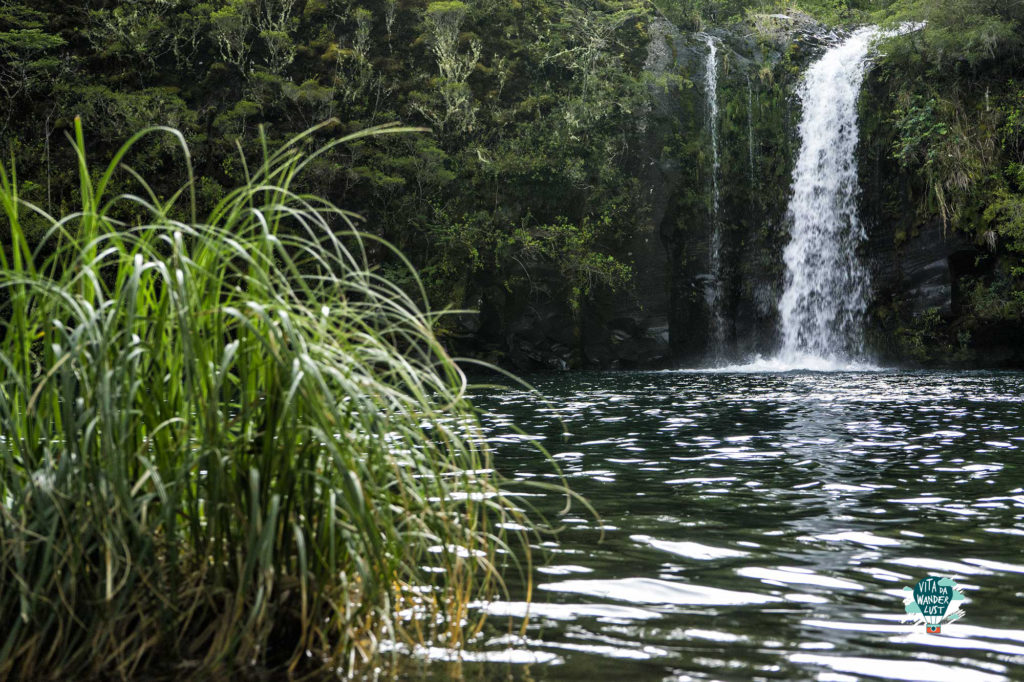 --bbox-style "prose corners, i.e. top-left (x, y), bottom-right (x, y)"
top-left (859, 66), bottom-right (1023, 368)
